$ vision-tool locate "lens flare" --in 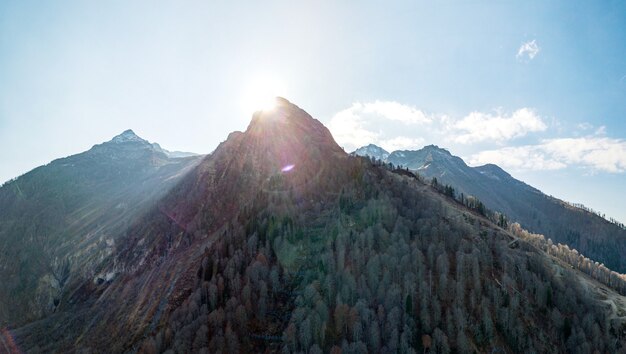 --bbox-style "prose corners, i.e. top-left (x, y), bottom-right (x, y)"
top-left (281, 164), bottom-right (295, 172)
